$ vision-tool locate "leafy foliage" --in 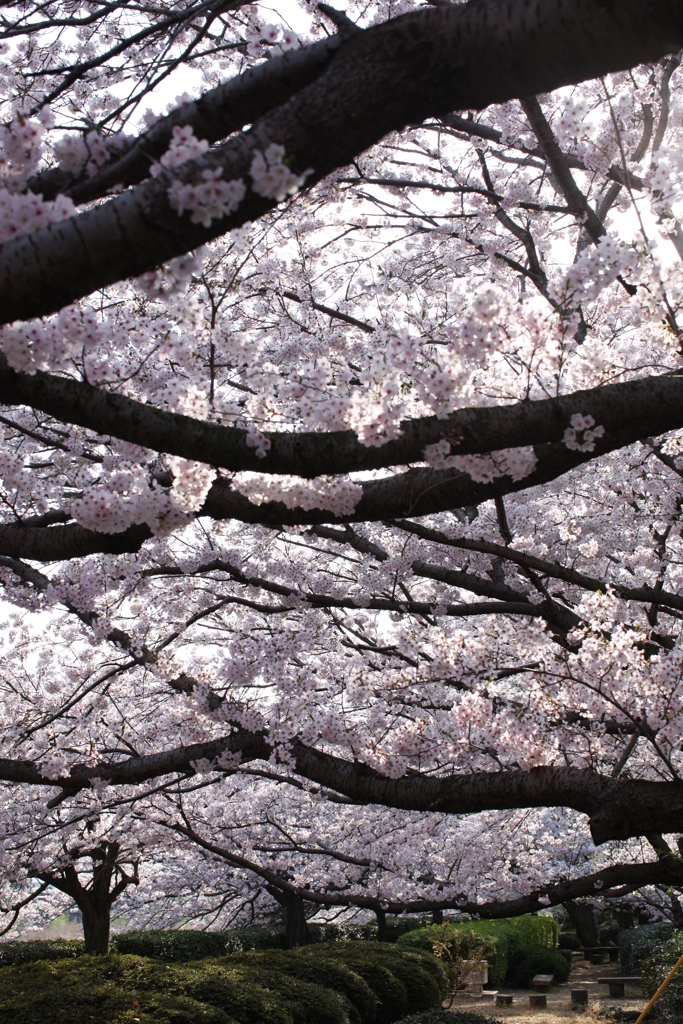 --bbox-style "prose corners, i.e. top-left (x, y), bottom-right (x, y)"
top-left (641, 930), bottom-right (683, 1018)
top-left (619, 923), bottom-right (675, 975)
